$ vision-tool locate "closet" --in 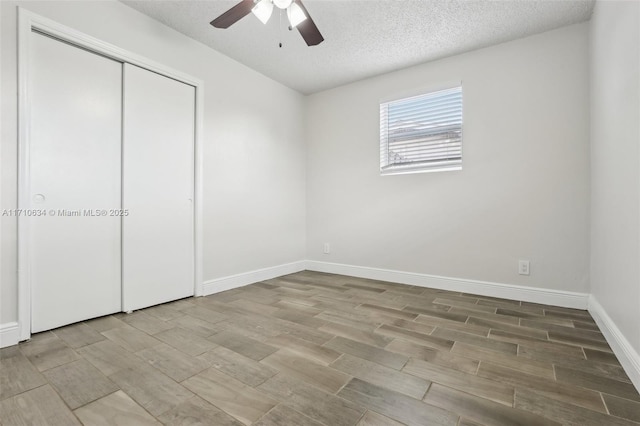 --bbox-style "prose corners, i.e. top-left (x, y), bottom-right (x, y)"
top-left (28, 31), bottom-right (195, 332)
